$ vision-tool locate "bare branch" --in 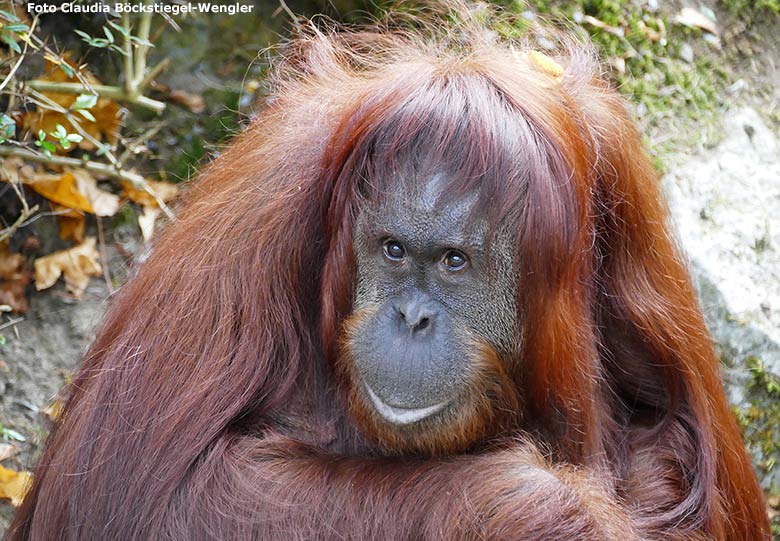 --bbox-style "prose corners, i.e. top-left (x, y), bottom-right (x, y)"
top-left (25, 80), bottom-right (165, 112)
top-left (0, 145), bottom-right (175, 221)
